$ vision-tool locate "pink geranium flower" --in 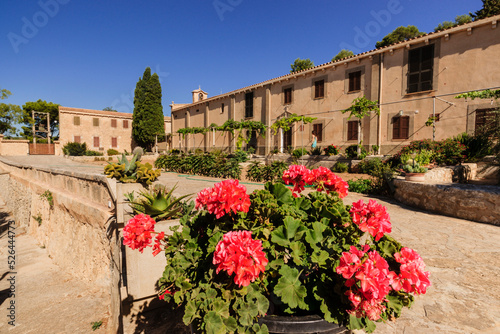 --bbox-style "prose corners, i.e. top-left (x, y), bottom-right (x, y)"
top-left (123, 214), bottom-right (156, 253)
top-left (393, 247), bottom-right (431, 295)
top-left (195, 179), bottom-right (251, 218)
top-left (350, 199), bottom-right (391, 241)
top-left (213, 231), bottom-right (268, 287)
